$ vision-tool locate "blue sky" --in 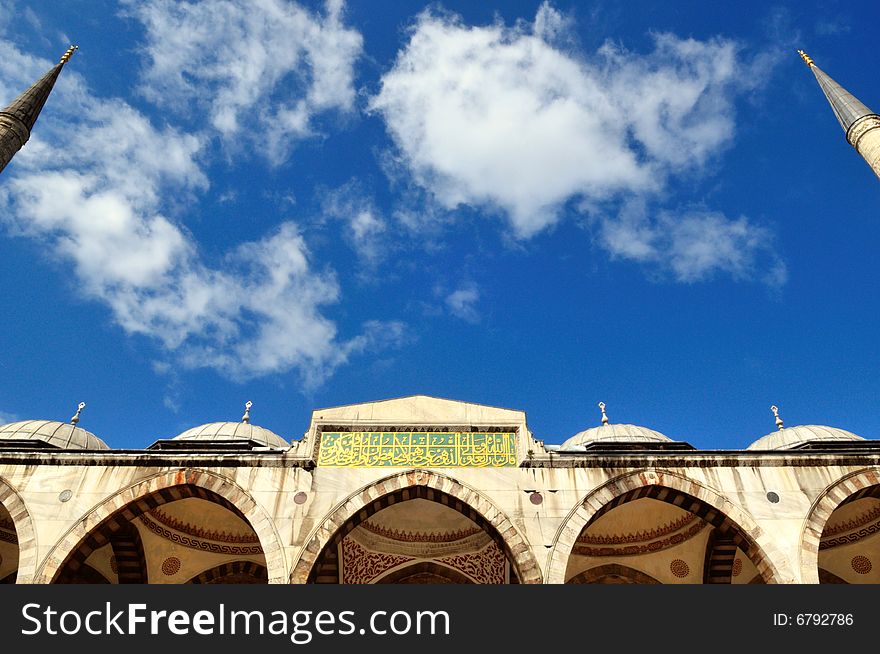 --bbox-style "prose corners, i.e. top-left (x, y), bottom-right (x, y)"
top-left (0, 0), bottom-right (878, 450)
